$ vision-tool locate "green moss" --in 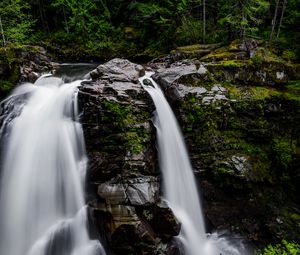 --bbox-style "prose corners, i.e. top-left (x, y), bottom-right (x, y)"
top-left (176, 44), bottom-right (203, 52)
top-left (214, 165), bottom-right (235, 175)
top-left (286, 81), bottom-right (300, 90)
top-left (0, 46), bottom-right (18, 66)
top-left (258, 240), bottom-right (300, 255)
top-left (201, 50), bottom-right (237, 62)
top-left (223, 84), bottom-right (242, 99)
top-left (284, 81), bottom-right (300, 103)
top-left (102, 100), bottom-right (135, 128)
top-left (124, 129), bottom-right (150, 155)
top-left (224, 83), bottom-right (281, 101)
top-left (228, 40), bottom-right (240, 51)
top-left (272, 137), bottom-right (296, 170)
top-left (219, 60), bottom-right (247, 68)
top-left (250, 87), bottom-right (280, 100)
top-left (102, 100), bottom-right (151, 155)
